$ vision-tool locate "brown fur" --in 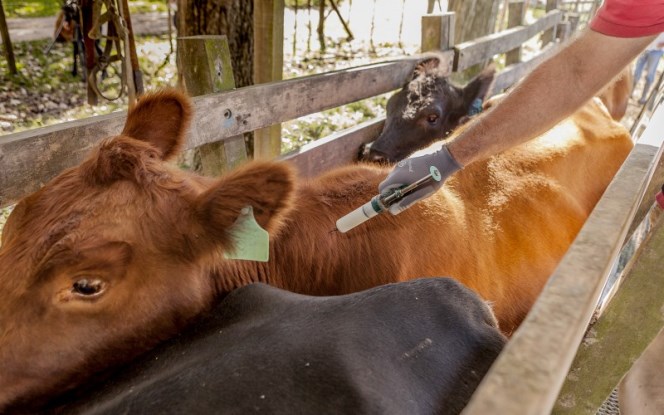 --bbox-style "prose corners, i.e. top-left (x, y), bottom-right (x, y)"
top-left (0, 88), bottom-right (633, 411)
